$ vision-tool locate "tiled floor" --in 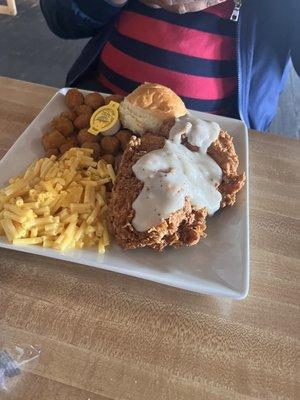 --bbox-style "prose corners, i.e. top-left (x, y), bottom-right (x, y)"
top-left (0, 0), bottom-right (299, 138)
